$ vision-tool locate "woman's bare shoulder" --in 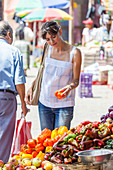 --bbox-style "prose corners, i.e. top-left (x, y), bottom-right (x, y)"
top-left (74, 47), bottom-right (81, 55)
